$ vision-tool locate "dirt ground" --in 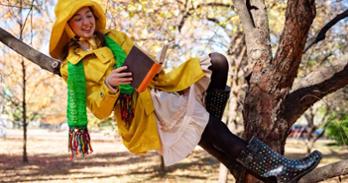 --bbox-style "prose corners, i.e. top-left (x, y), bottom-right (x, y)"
top-left (0, 129), bottom-right (347, 183)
